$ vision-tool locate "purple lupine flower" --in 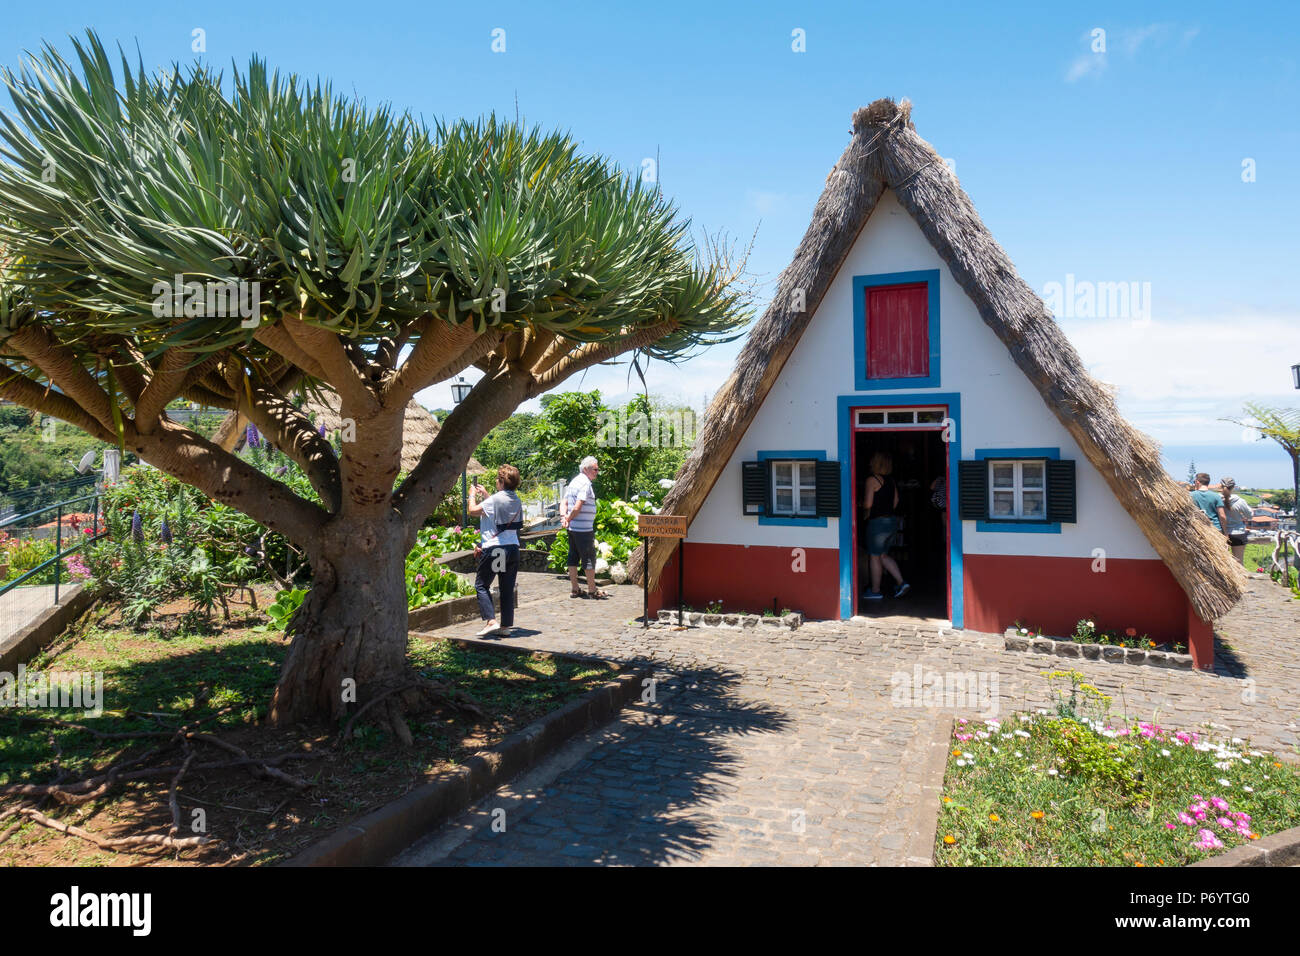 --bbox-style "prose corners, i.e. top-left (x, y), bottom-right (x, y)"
top-left (159, 517), bottom-right (173, 545)
top-left (274, 465), bottom-right (288, 477)
top-left (245, 424), bottom-right (261, 448)
top-left (318, 424), bottom-right (326, 437)
top-left (131, 510), bottom-right (144, 543)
